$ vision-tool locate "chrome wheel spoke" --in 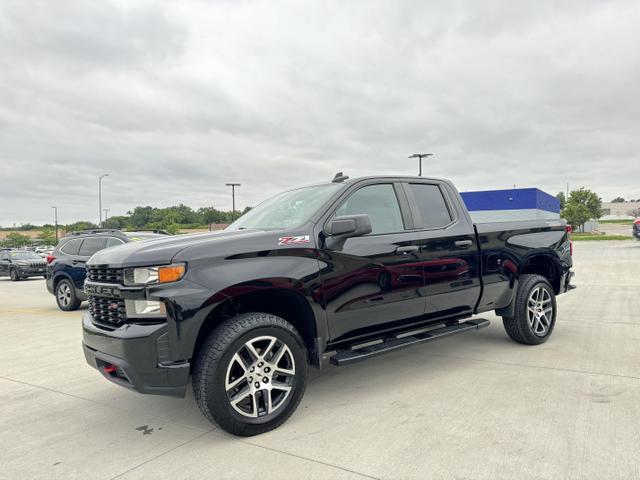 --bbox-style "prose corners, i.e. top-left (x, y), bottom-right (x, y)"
top-left (262, 337), bottom-right (278, 360)
top-left (264, 389), bottom-right (273, 414)
top-left (245, 342), bottom-right (261, 362)
top-left (527, 286), bottom-right (553, 336)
